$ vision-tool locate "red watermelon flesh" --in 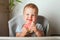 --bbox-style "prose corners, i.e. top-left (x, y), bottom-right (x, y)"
top-left (24, 21), bottom-right (32, 29)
